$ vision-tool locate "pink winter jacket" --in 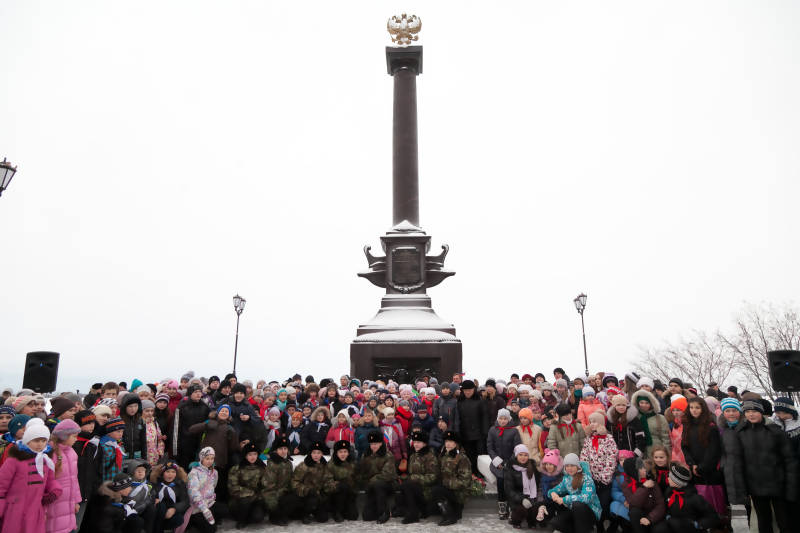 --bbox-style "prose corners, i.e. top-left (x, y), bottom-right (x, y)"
top-left (577, 399), bottom-right (606, 428)
top-left (0, 445), bottom-right (62, 533)
top-left (45, 444), bottom-right (82, 533)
